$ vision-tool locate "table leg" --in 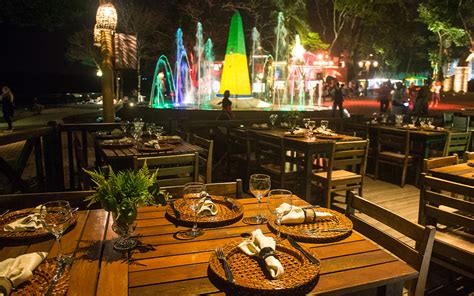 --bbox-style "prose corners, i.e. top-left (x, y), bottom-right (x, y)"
top-left (303, 150), bottom-right (313, 202)
top-left (380, 281), bottom-right (404, 296)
